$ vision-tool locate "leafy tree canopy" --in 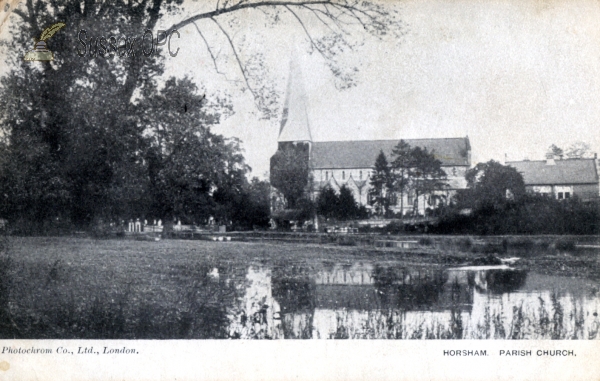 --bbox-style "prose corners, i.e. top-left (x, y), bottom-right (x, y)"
top-left (387, 141), bottom-right (447, 215)
top-left (270, 143), bottom-right (309, 209)
top-left (547, 144), bottom-right (564, 157)
top-left (369, 150), bottom-right (393, 216)
top-left (463, 160), bottom-right (526, 210)
top-left (565, 141), bottom-right (593, 159)
top-left (0, 0), bottom-right (403, 231)
top-left (316, 185), bottom-right (366, 221)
